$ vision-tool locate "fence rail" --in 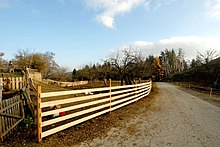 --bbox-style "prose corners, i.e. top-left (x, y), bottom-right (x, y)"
top-left (174, 82), bottom-right (220, 98)
top-left (43, 79), bottom-right (88, 87)
top-left (37, 80), bottom-right (152, 142)
top-left (0, 77), bottom-right (24, 90)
